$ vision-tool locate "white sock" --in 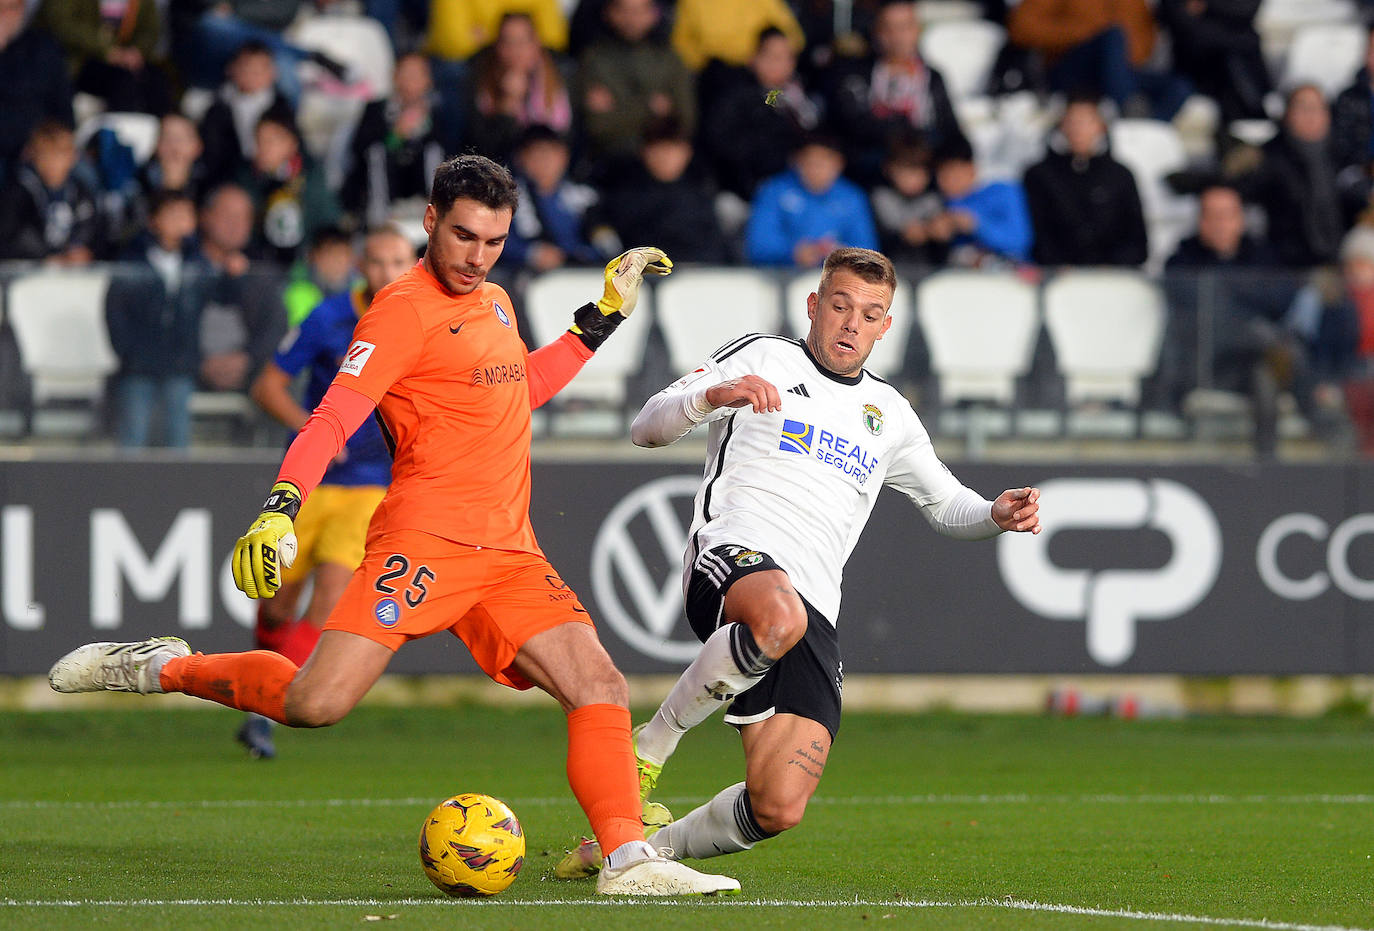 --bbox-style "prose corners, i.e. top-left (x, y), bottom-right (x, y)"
top-left (652, 782), bottom-right (774, 860)
top-left (604, 839), bottom-right (656, 869)
top-left (636, 623), bottom-right (774, 766)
